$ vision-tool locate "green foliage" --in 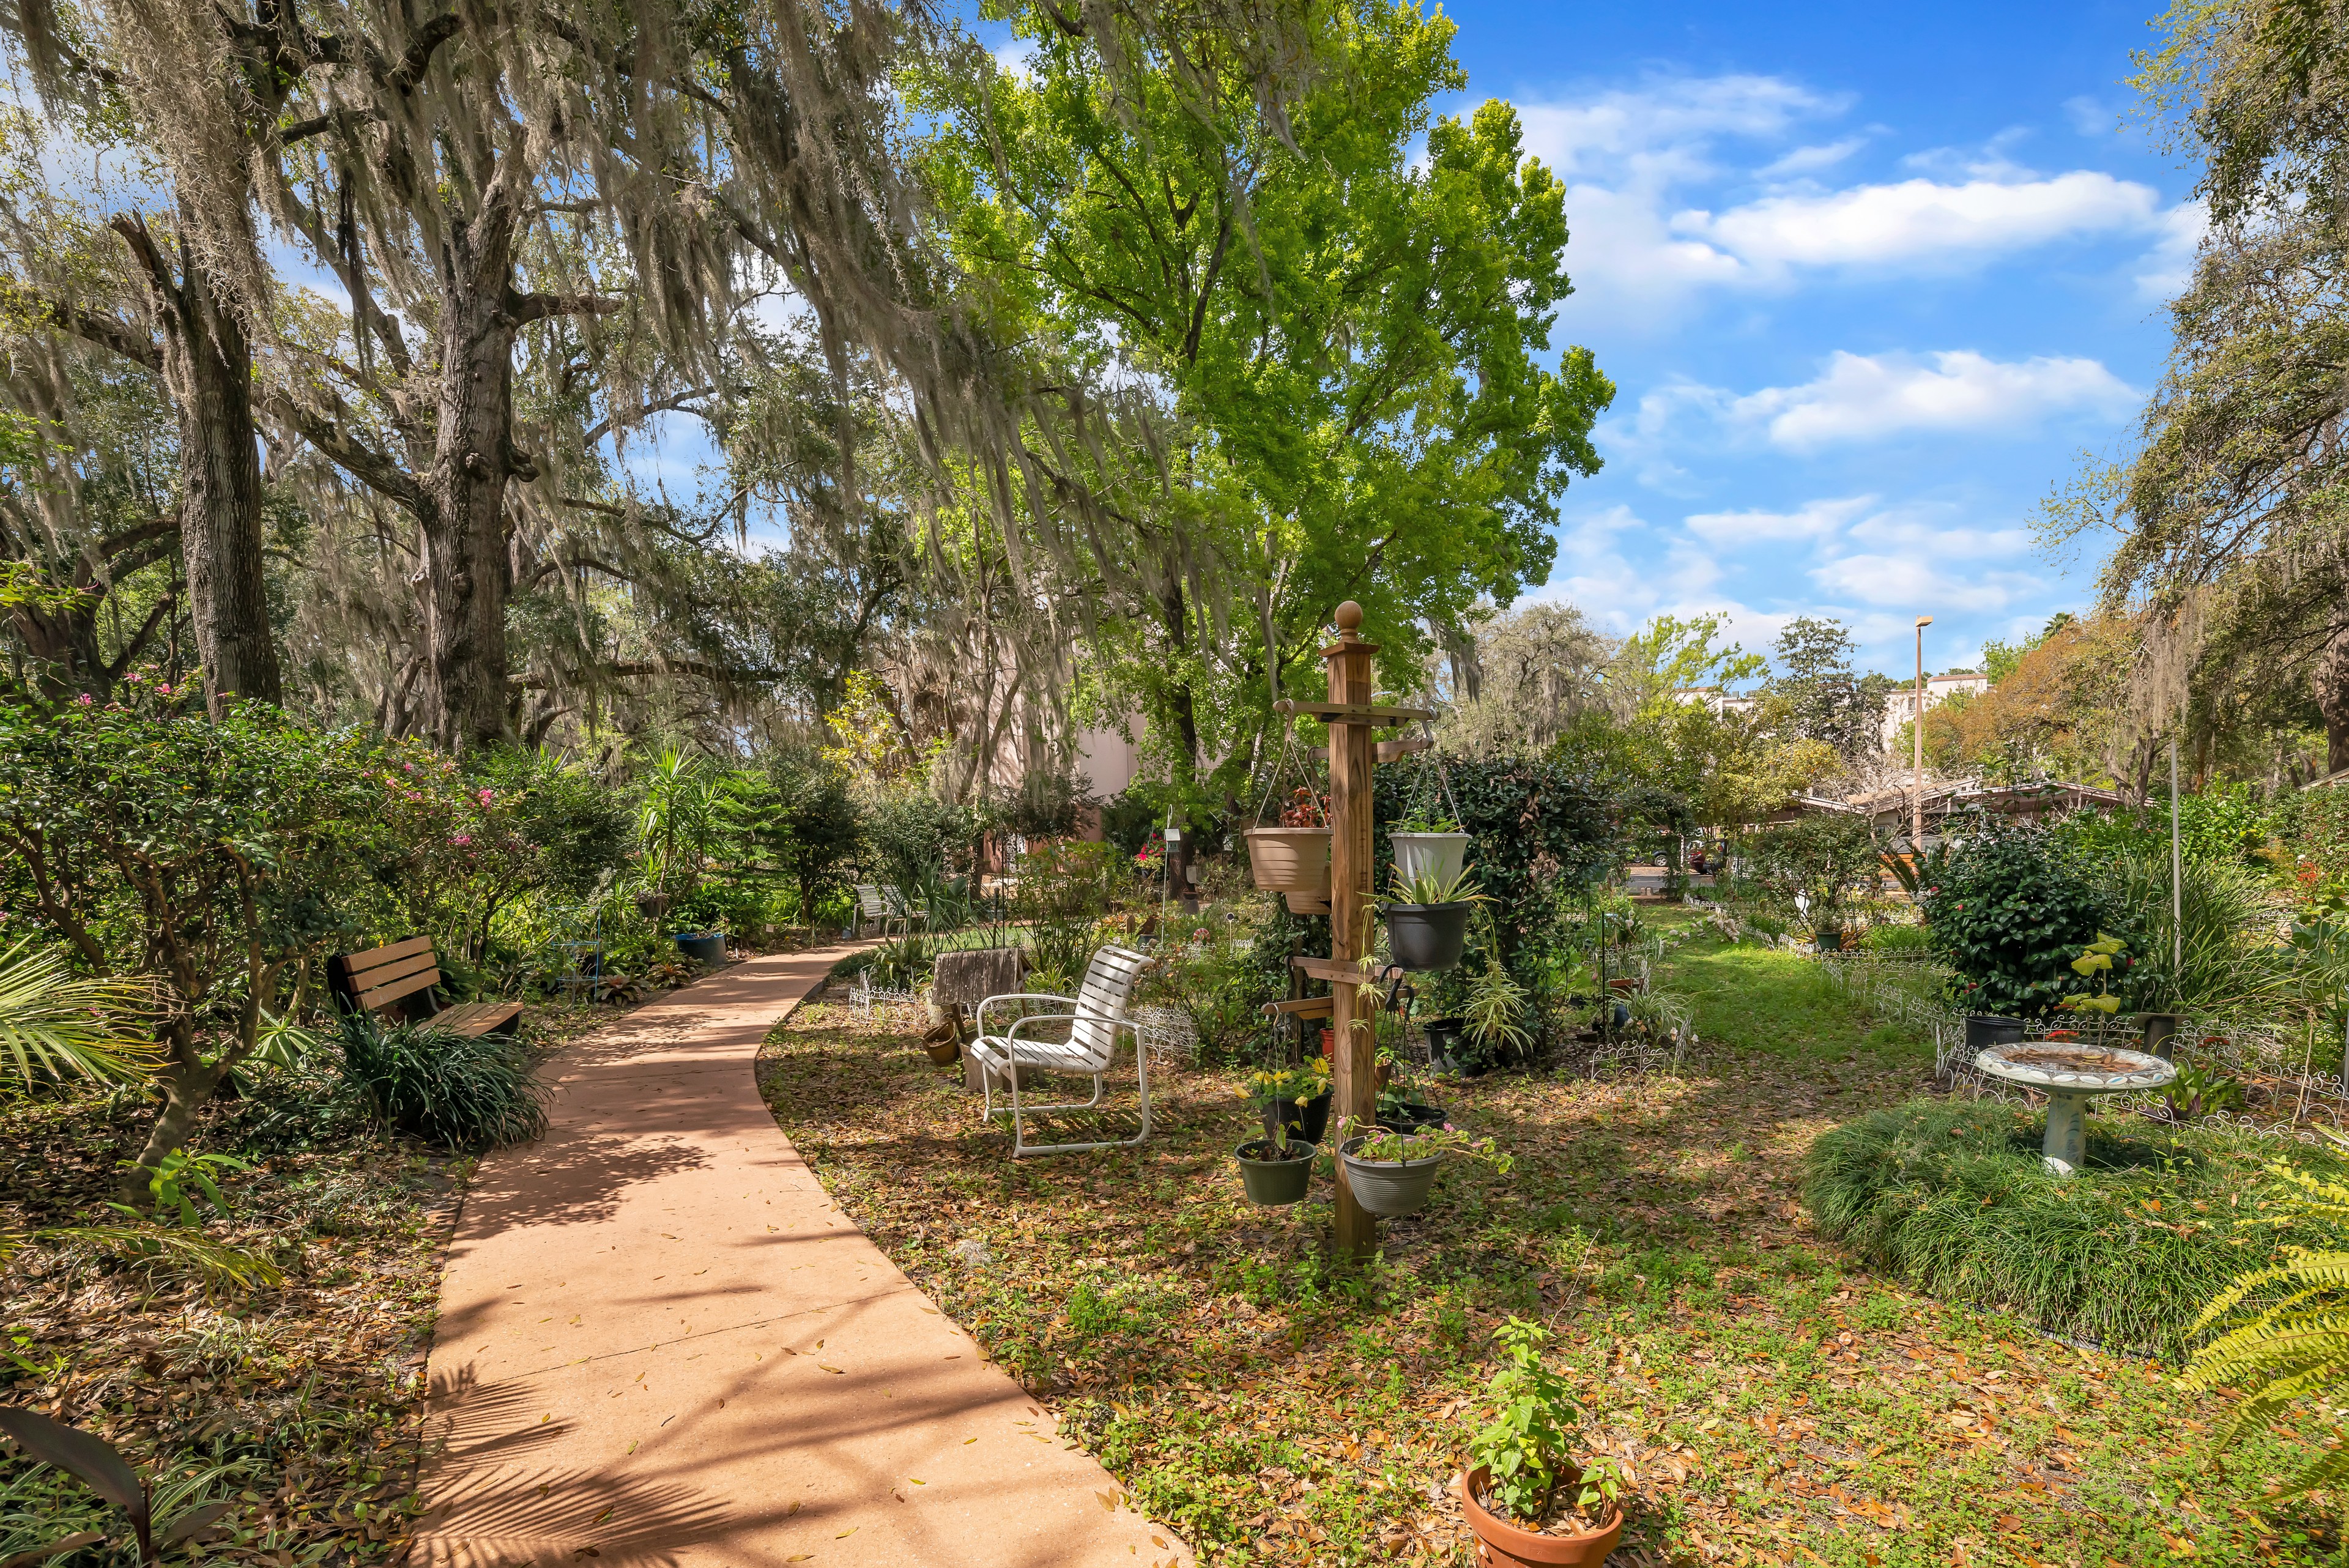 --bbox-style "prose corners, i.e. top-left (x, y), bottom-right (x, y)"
top-left (1921, 831), bottom-right (2115, 1017)
top-left (1459, 947), bottom-right (1533, 1068)
top-left (1746, 814), bottom-right (1882, 930)
top-left (1384, 863), bottom-right (1484, 907)
top-left (2095, 839), bottom-right (2290, 1016)
top-left (336, 1015), bottom-right (547, 1152)
top-left (1804, 1099), bottom-right (2302, 1360)
top-left (2180, 1157), bottom-right (2349, 1496)
top-left (766, 745), bottom-right (863, 926)
top-left (0, 938), bottom-right (155, 1088)
top-left (109, 1150), bottom-right (248, 1228)
top-left (1465, 1317), bottom-right (1578, 1523)
top-left (1858, 923), bottom-right (1935, 954)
